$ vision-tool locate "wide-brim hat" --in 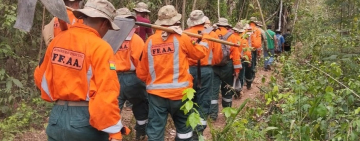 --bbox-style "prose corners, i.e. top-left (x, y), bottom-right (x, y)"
top-left (233, 22), bottom-right (245, 32)
top-left (154, 5), bottom-right (182, 26)
top-left (249, 17), bottom-right (258, 23)
top-left (133, 2), bottom-right (151, 13)
top-left (116, 8), bottom-right (136, 20)
top-left (256, 21), bottom-right (263, 27)
top-left (187, 10), bottom-right (209, 27)
top-left (73, 0), bottom-right (119, 30)
top-left (215, 17), bottom-right (231, 27)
